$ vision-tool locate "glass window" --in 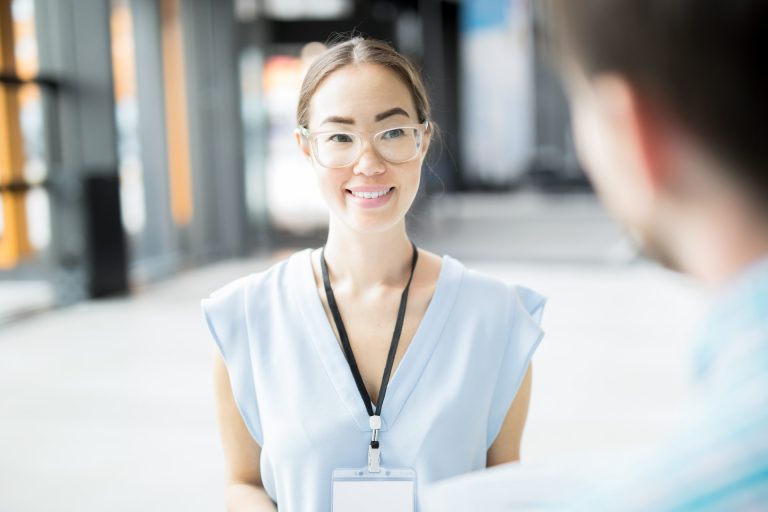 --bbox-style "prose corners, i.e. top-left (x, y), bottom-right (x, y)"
top-left (110, 0), bottom-right (147, 236)
top-left (0, 0), bottom-right (49, 268)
